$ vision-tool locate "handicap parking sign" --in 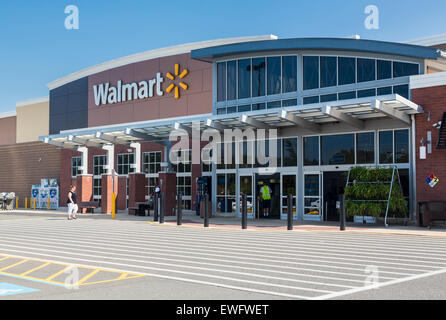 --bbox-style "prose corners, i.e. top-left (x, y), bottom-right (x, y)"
top-left (0, 283), bottom-right (39, 297)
